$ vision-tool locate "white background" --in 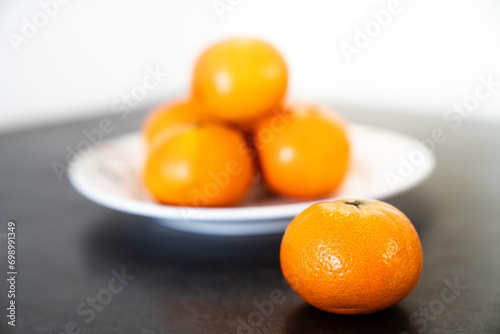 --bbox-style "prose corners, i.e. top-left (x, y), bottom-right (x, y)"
top-left (1, 0), bottom-right (499, 134)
